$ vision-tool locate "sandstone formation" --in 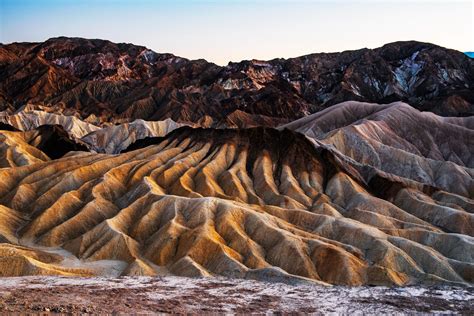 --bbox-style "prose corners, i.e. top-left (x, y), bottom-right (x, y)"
top-left (281, 101), bottom-right (474, 196)
top-left (0, 117), bottom-right (472, 285)
top-left (1, 38), bottom-right (473, 128)
top-left (0, 108), bottom-right (187, 154)
top-left (0, 107), bottom-right (101, 138)
top-left (0, 130), bottom-right (50, 168)
top-left (80, 119), bottom-right (187, 154)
